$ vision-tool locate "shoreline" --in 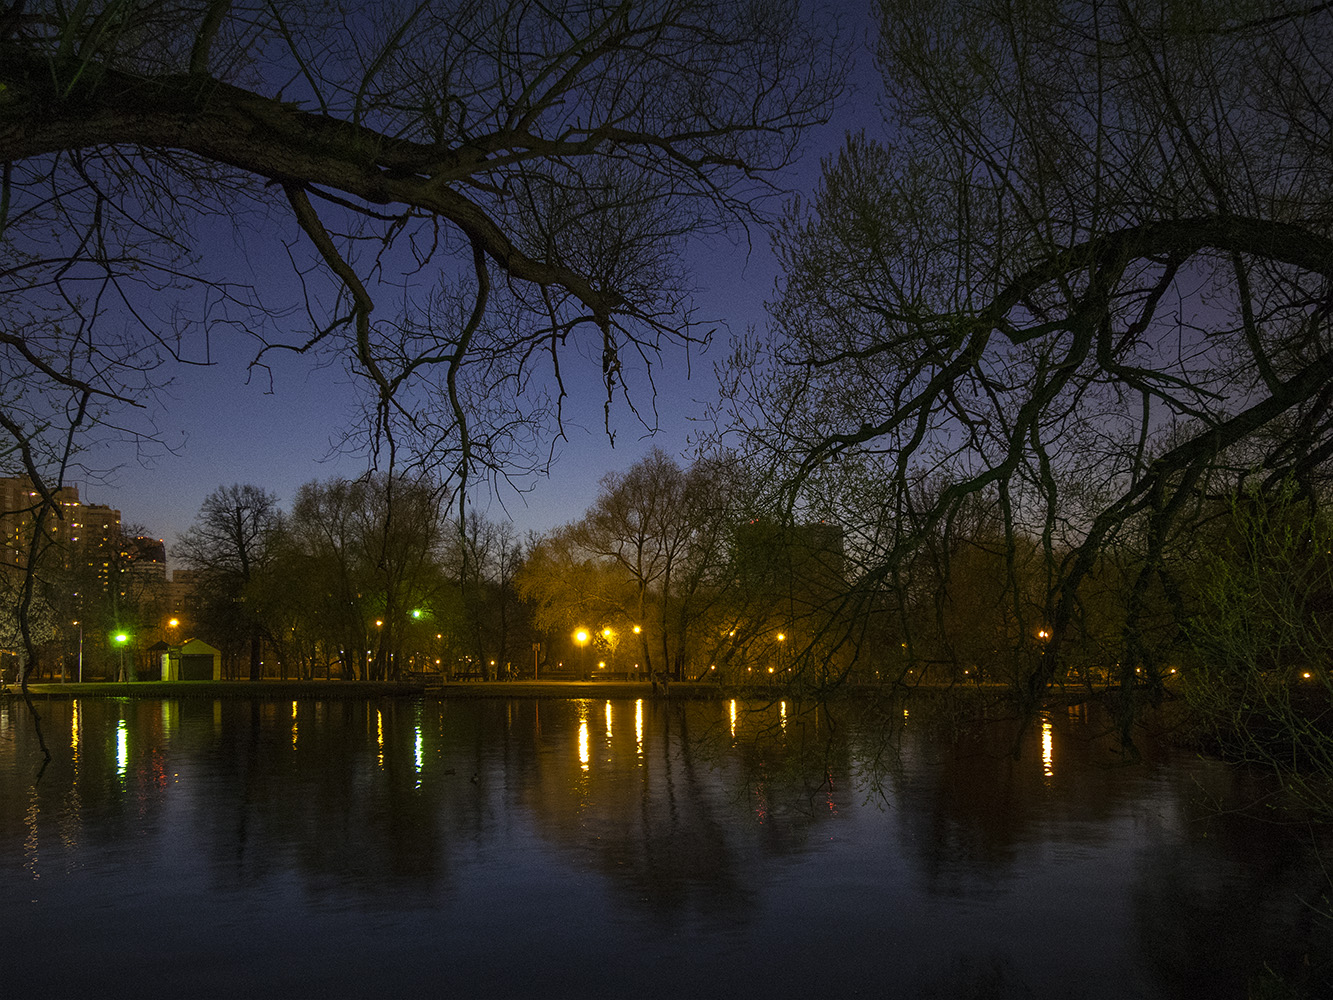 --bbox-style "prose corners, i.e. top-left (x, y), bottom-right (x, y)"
top-left (5, 678), bottom-right (1073, 703)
